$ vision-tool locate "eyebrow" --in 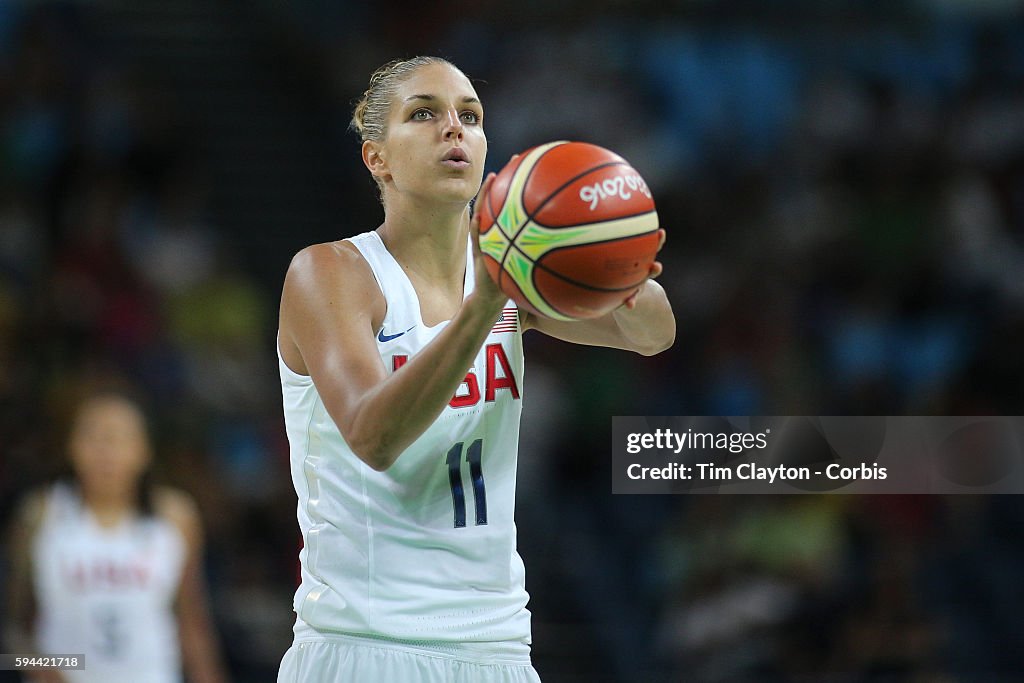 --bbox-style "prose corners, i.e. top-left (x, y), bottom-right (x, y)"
top-left (404, 94), bottom-right (481, 105)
